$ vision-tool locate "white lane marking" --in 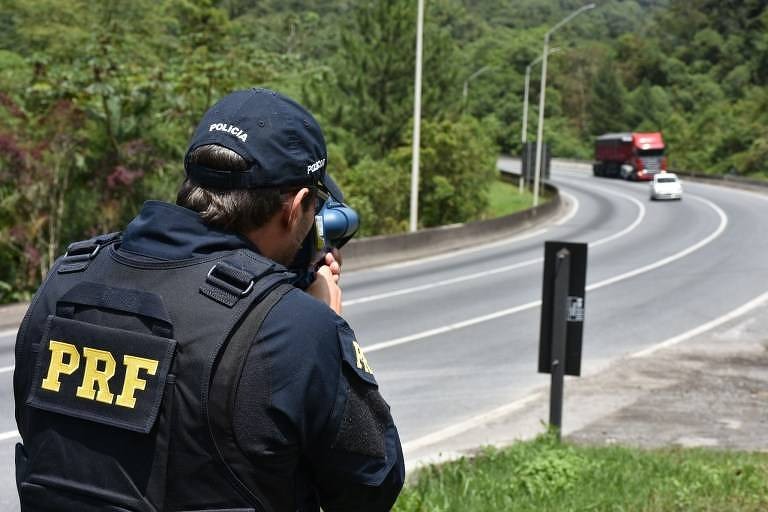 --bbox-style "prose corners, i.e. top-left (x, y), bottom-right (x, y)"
top-left (555, 190), bottom-right (580, 225)
top-left (630, 289), bottom-right (768, 358)
top-left (347, 184), bottom-right (641, 308)
top-left (344, 260), bottom-right (543, 306)
top-left (0, 430), bottom-right (19, 441)
top-left (402, 392), bottom-right (543, 455)
top-left (0, 329), bottom-right (19, 375)
top-left (346, 176), bottom-right (582, 276)
top-left (351, 228), bottom-right (548, 274)
top-left (403, 286), bottom-right (767, 454)
top-left (366, 193), bottom-right (727, 352)
top-left (561, 184), bottom-right (646, 249)
top-left (585, 195), bottom-right (726, 291)
top-left (0, 328), bottom-right (18, 338)
top-left (366, 299), bottom-right (541, 352)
